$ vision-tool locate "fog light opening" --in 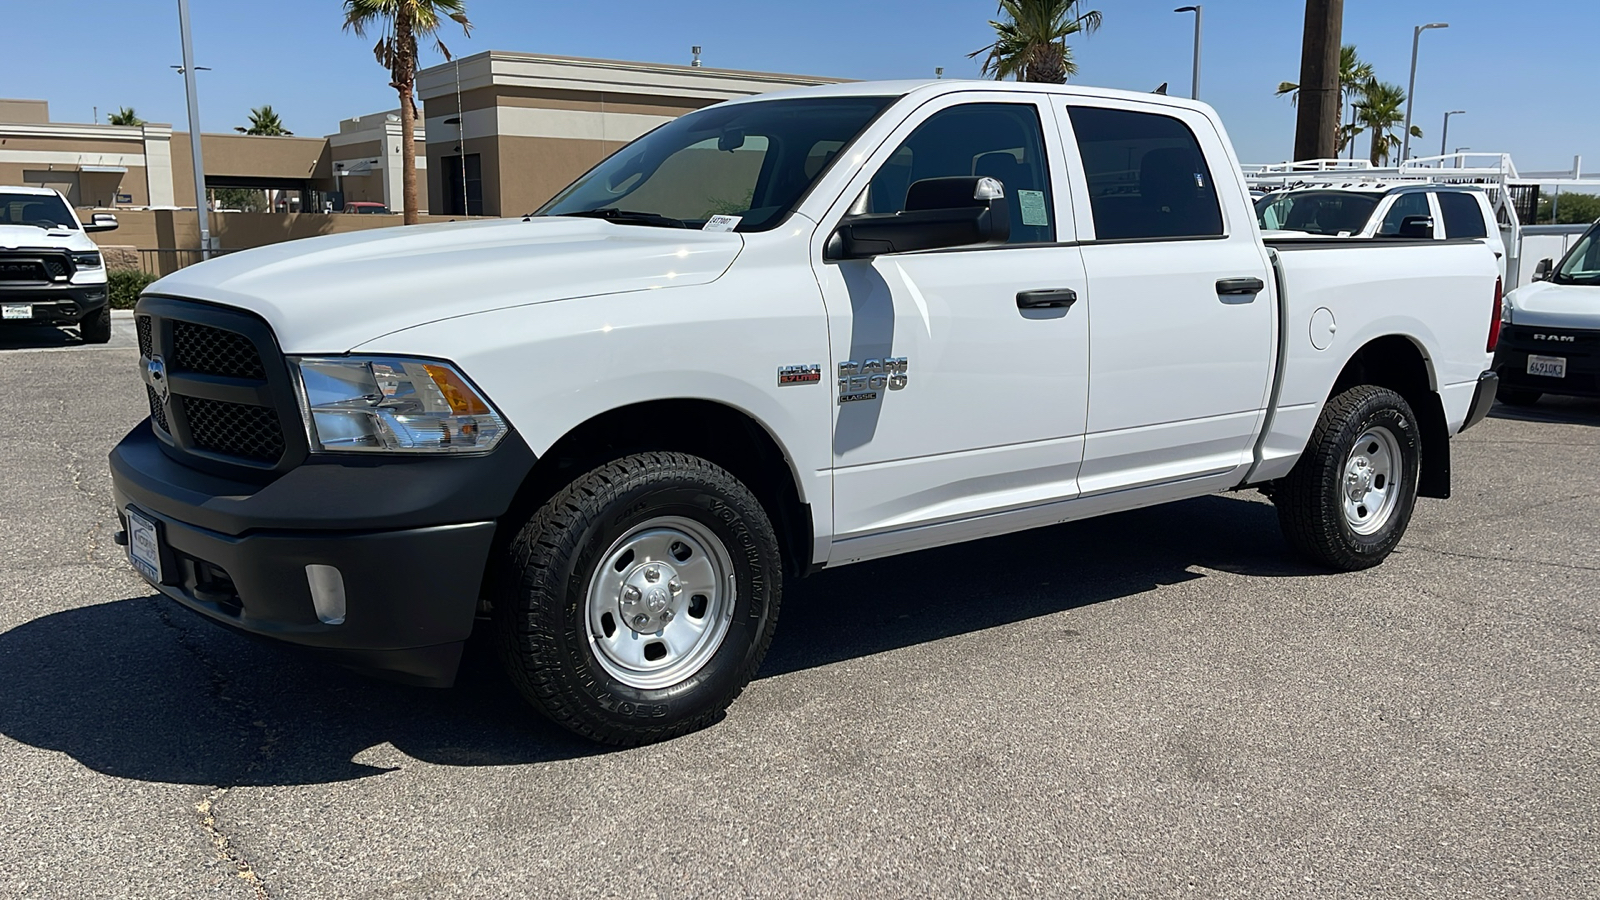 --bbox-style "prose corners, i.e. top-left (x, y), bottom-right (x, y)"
top-left (306, 564), bottom-right (347, 625)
